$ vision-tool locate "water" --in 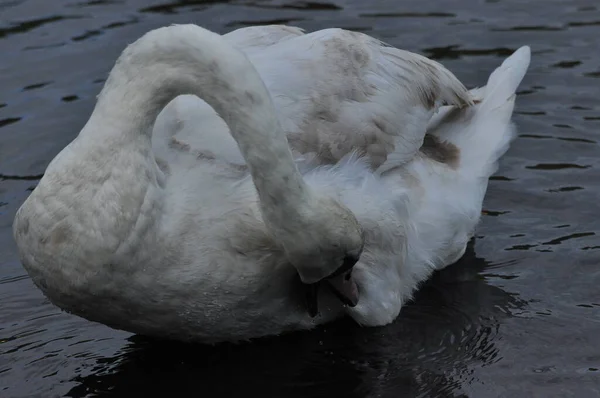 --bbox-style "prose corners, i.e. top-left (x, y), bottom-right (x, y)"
top-left (1, 0), bottom-right (599, 396)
